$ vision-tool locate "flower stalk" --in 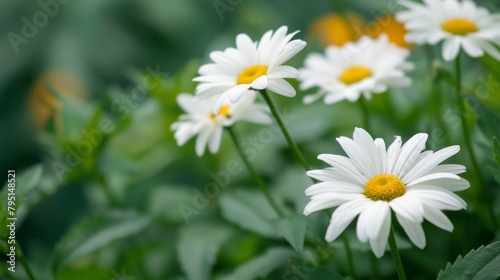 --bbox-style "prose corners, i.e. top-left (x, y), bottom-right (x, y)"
top-left (227, 126), bottom-right (284, 217)
top-left (388, 226), bottom-right (407, 280)
top-left (259, 89), bottom-right (311, 172)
